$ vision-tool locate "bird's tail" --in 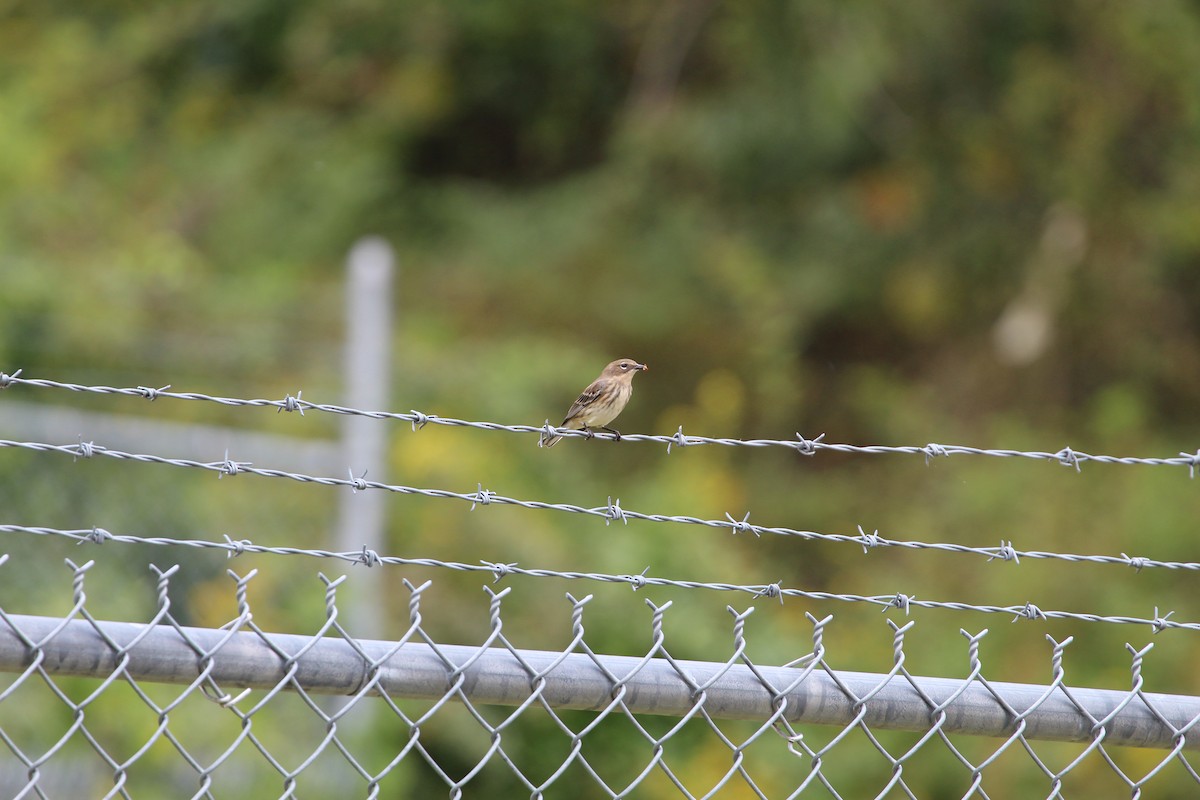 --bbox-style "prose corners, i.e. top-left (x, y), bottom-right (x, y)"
top-left (539, 431), bottom-right (562, 448)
